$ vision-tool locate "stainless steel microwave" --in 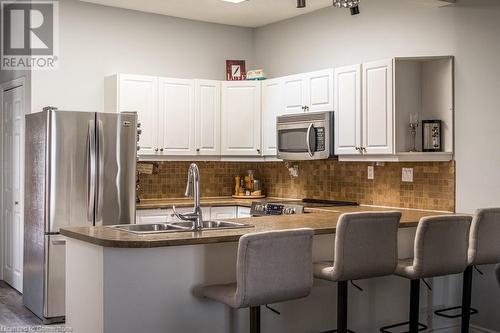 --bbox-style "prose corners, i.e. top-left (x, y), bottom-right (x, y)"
top-left (277, 111), bottom-right (334, 160)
